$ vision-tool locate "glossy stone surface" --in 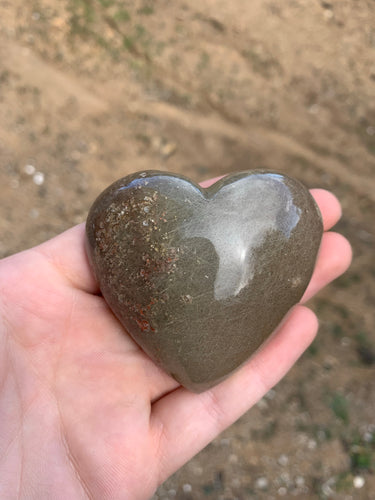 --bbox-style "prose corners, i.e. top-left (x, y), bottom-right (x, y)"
top-left (86, 170), bottom-right (323, 392)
